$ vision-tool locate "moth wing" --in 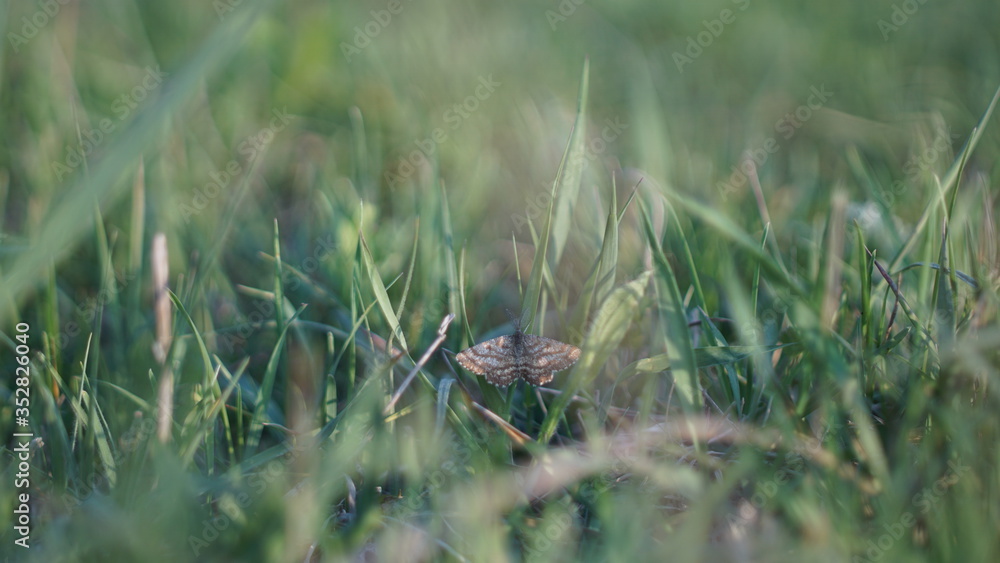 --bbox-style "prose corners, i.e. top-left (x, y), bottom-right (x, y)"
top-left (526, 336), bottom-right (581, 372)
top-left (522, 336), bottom-right (581, 386)
top-left (456, 335), bottom-right (522, 387)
